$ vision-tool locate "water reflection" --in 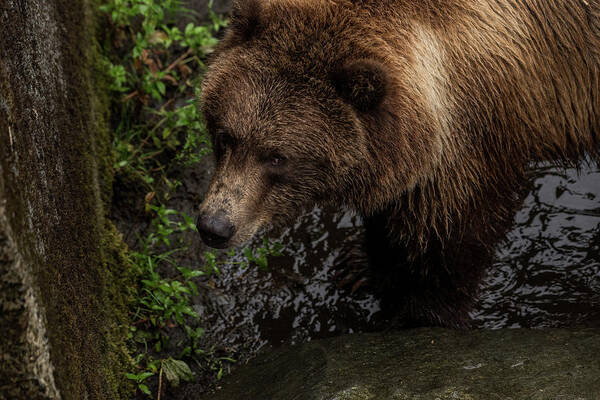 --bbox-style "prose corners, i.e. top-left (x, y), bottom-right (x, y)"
top-left (196, 207), bottom-right (376, 356)
top-left (472, 163), bottom-right (600, 328)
